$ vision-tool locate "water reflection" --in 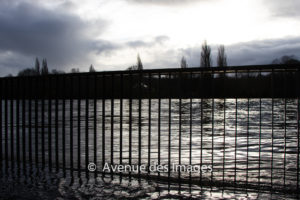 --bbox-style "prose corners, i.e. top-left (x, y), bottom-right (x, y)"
top-left (1, 98), bottom-right (300, 199)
